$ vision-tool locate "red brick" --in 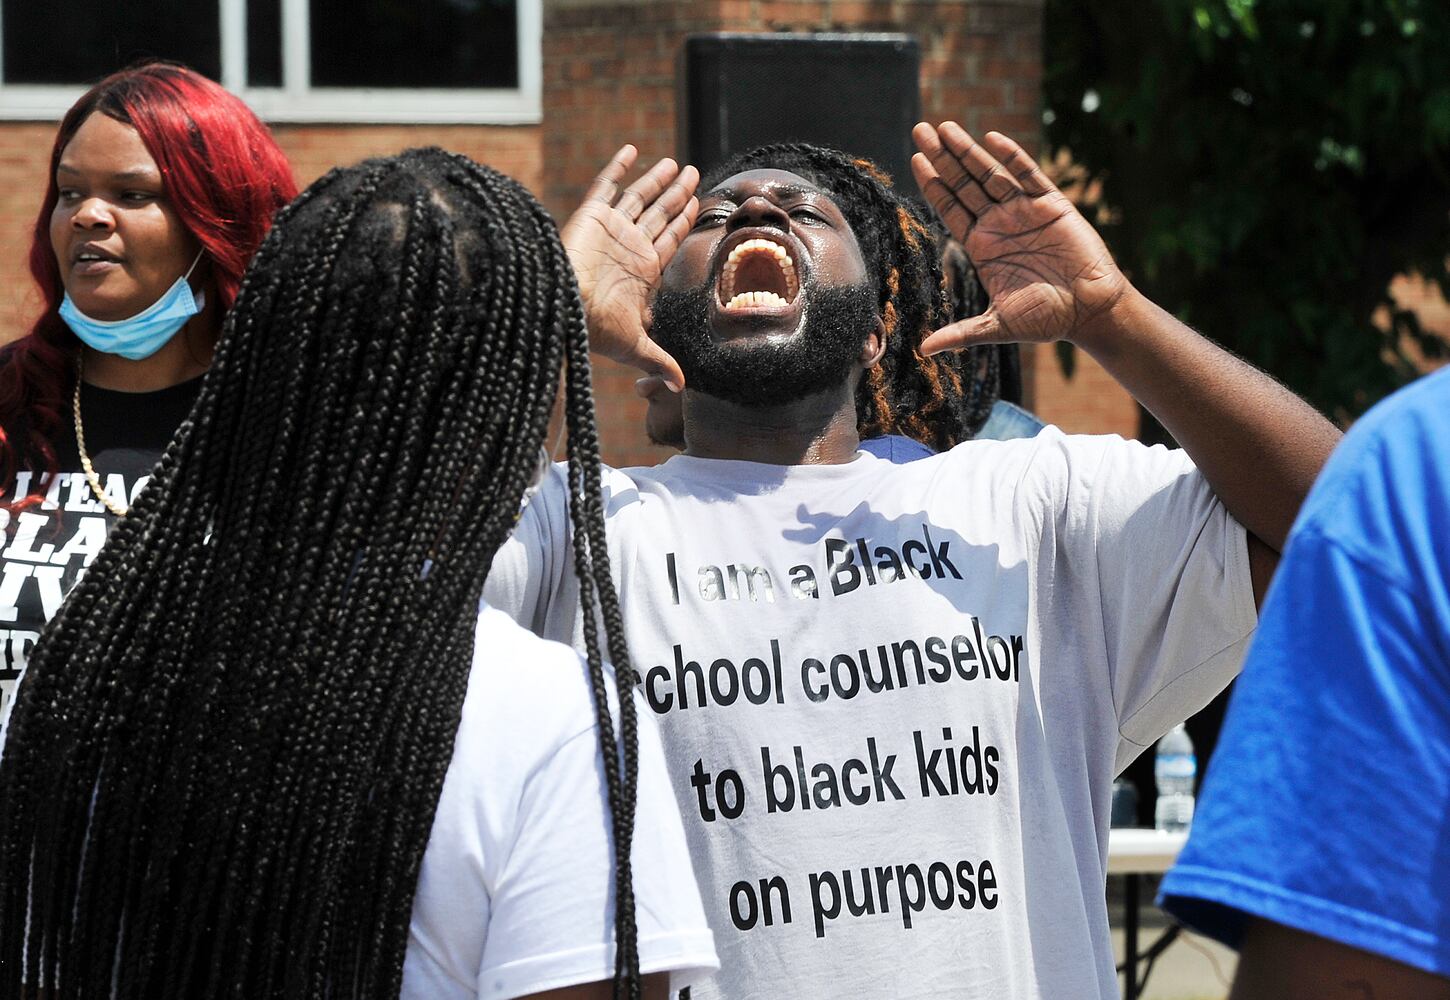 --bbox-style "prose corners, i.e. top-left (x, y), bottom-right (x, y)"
top-left (968, 4), bottom-right (1039, 33)
top-left (979, 55), bottom-right (1030, 81)
top-left (932, 84), bottom-right (1009, 118)
top-left (1029, 343), bottom-right (1137, 437)
top-left (1007, 82), bottom-right (1041, 114)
